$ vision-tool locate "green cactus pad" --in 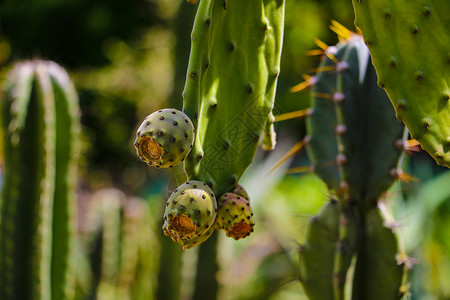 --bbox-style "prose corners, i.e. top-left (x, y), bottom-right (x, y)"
top-left (216, 192), bottom-right (255, 240)
top-left (352, 0), bottom-right (450, 167)
top-left (163, 181), bottom-right (217, 244)
top-left (134, 108), bottom-right (195, 168)
top-left (182, 0), bottom-right (285, 196)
